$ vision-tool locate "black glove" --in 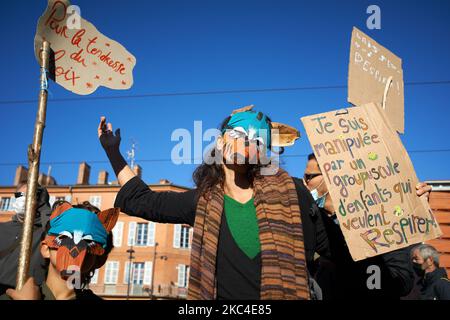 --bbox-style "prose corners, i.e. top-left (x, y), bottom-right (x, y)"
top-left (29, 185), bottom-right (51, 227)
top-left (100, 128), bottom-right (127, 177)
top-left (100, 128), bottom-right (121, 152)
